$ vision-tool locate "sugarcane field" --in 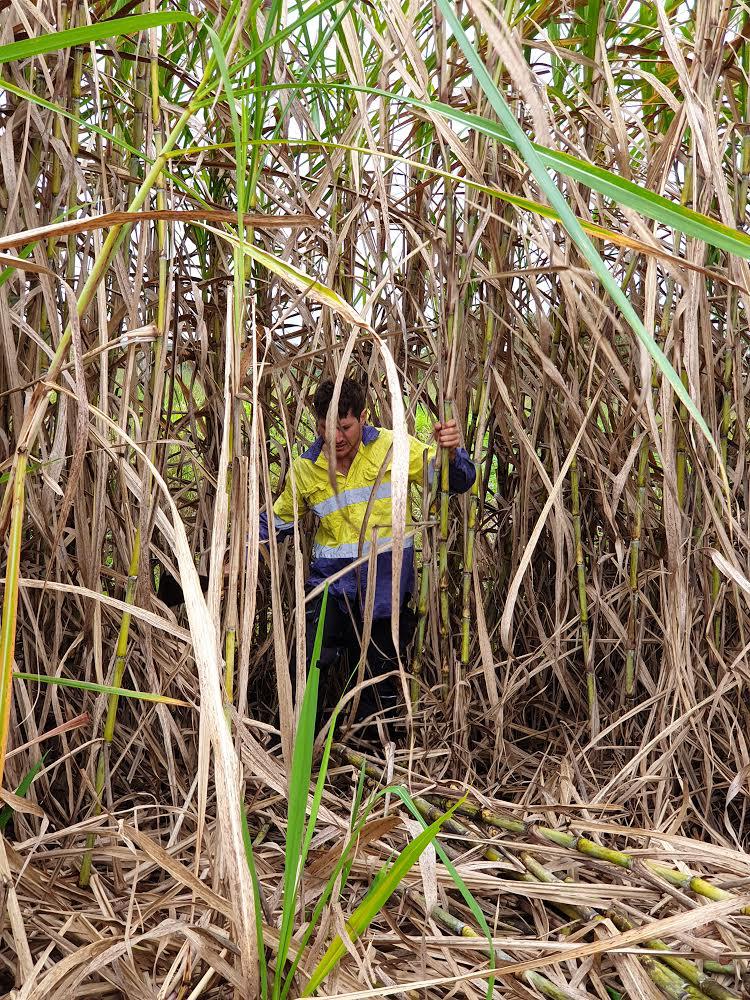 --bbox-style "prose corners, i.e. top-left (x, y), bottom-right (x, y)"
top-left (3, 1), bottom-right (750, 998)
